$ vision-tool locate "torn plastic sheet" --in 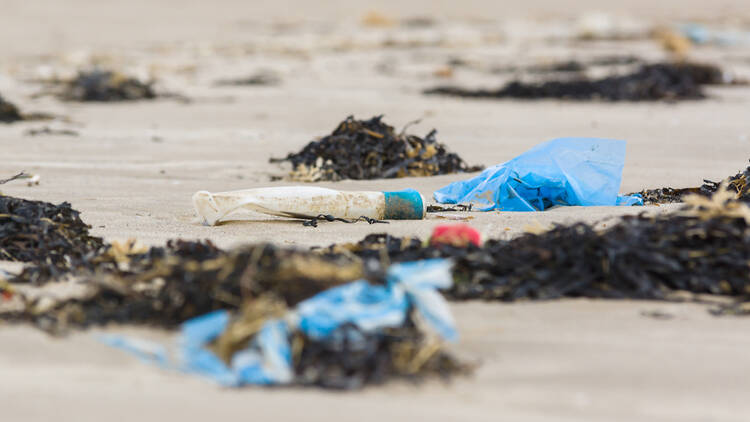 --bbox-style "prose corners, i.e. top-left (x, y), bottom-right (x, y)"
top-left (434, 137), bottom-right (643, 211)
top-left (100, 259), bottom-right (456, 386)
